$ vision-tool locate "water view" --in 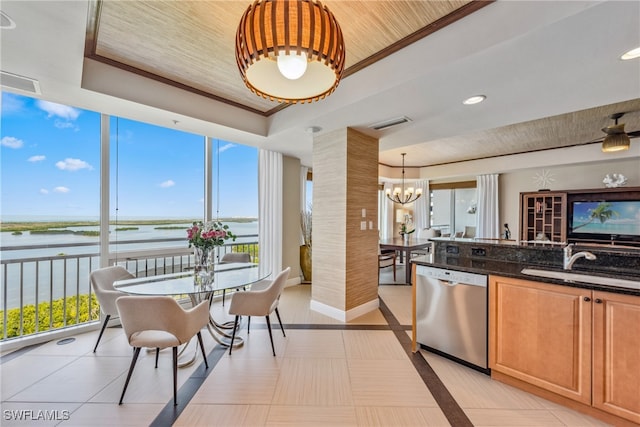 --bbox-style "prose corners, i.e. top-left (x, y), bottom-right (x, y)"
top-left (1, 219), bottom-right (258, 310)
